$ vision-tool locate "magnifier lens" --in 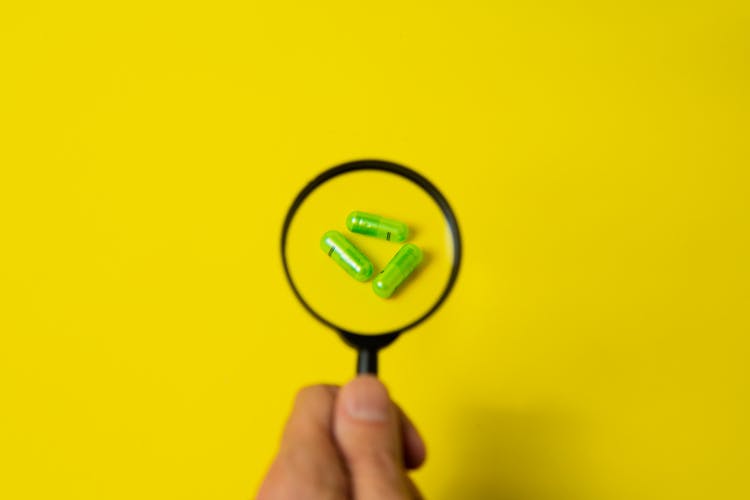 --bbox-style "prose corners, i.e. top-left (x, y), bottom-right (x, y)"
top-left (285, 170), bottom-right (456, 335)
